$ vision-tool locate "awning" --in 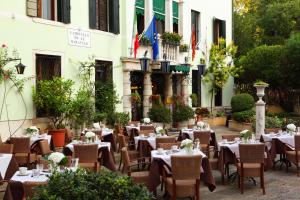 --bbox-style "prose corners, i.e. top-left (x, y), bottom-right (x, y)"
top-left (171, 65), bottom-right (190, 73)
top-left (135, 0), bottom-right (144, 15)
top-left (153, 0), bottom-right (165, 21)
